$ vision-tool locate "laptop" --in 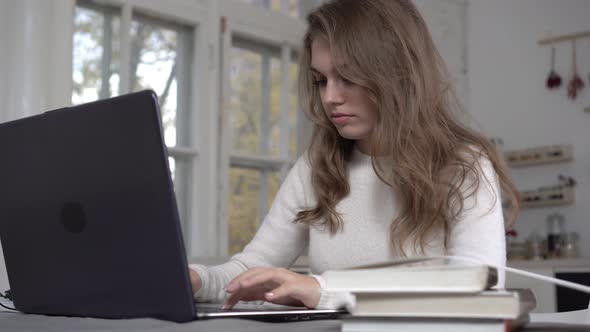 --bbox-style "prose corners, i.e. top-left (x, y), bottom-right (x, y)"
top-left (0, 90), bottom-right (344, 323)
